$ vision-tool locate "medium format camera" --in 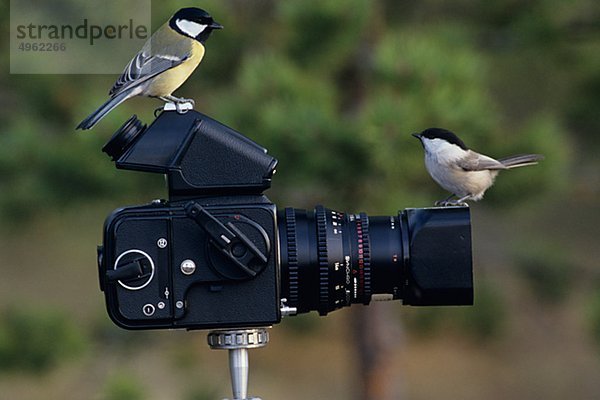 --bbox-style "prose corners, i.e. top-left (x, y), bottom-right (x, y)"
top-left (97, 110), bottom-right (473, 330)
